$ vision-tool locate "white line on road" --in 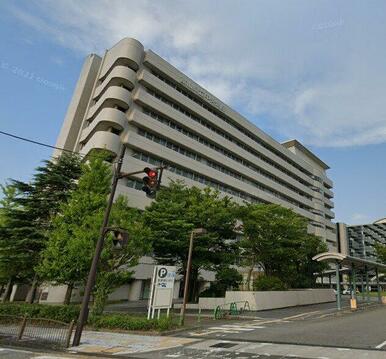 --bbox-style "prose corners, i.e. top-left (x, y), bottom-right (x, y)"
top-left (376, 340), bottom-right (386, 349)
top-left (0, 347), bottom-right (34, 354)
